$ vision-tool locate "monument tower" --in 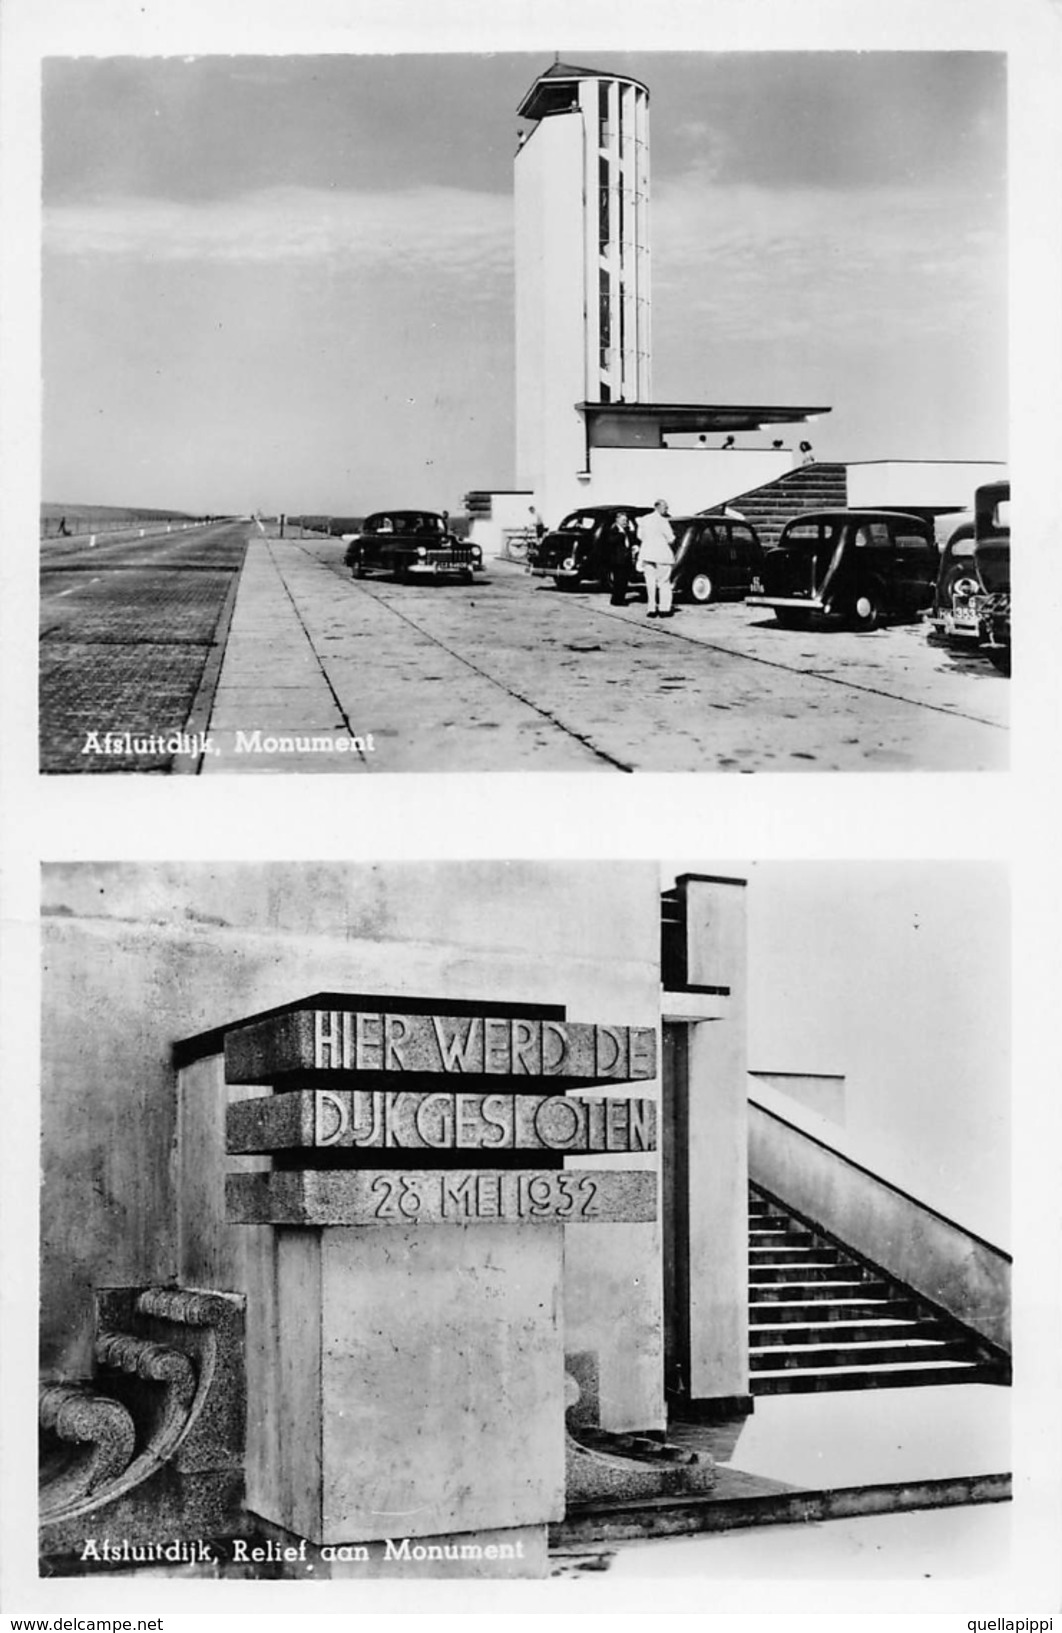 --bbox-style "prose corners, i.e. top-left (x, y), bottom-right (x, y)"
top-left (515, 62), bottom-right (652, 504)
top-left (509, 59), bottom-right (829, 528)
